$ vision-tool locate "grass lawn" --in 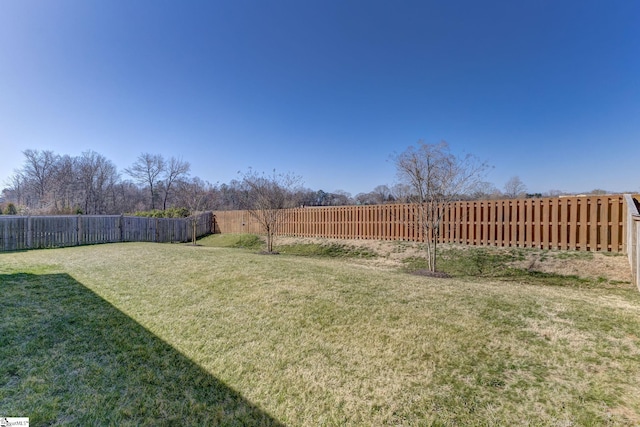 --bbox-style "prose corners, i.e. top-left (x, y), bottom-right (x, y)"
top-left (1, 237), bottom-right (640, 426)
